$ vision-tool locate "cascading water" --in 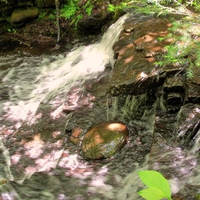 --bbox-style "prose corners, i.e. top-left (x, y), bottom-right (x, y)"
top-left (0, 13), bottom-right (129, 125)
top-left (0, 12), bottom-right (200, 200)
